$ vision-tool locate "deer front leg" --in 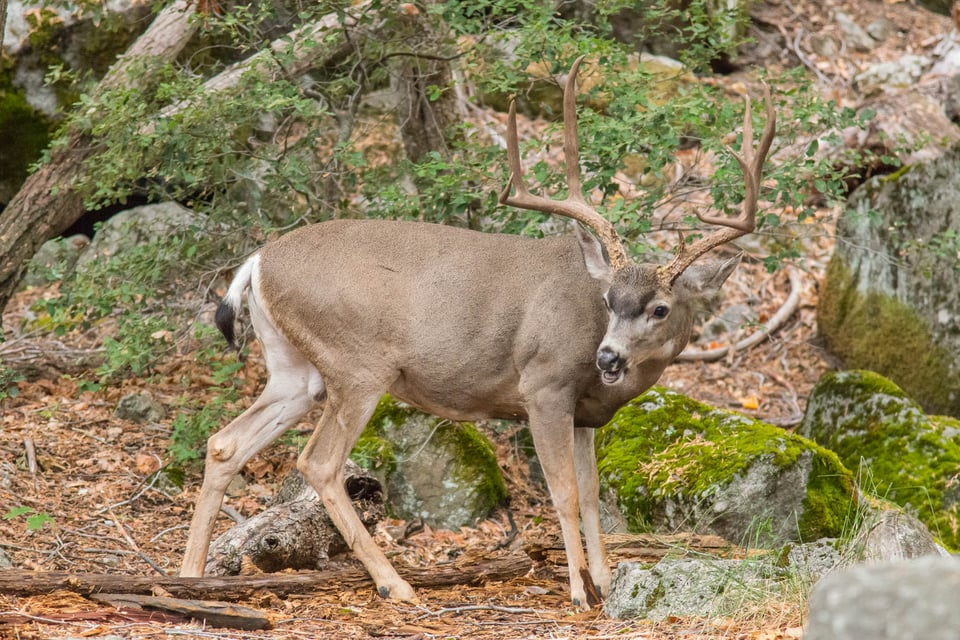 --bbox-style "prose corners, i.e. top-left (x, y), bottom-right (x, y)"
top-left (297, 388), bottom-right (417, 602)
top-left (574, 426), bottom-right (611, 597)
top-left (527, 398), bottom-right (600, 610)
